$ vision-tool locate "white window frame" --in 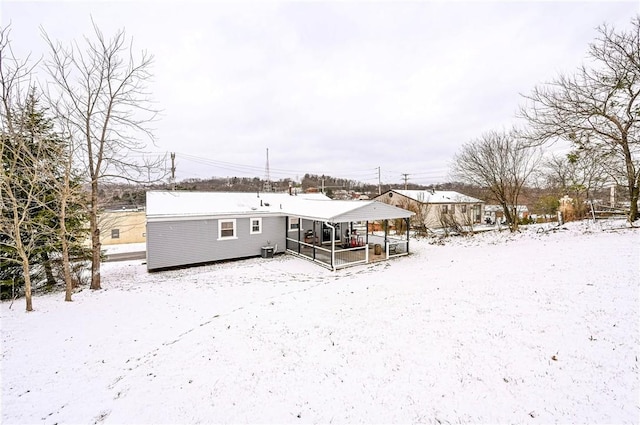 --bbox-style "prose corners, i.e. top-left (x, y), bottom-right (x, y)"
top-left (288, 217), bottom-right (300, 232)
top-left (250, 217), bottom-right (262, 235)
top-left (218, 219), bottom-right (237, 240)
